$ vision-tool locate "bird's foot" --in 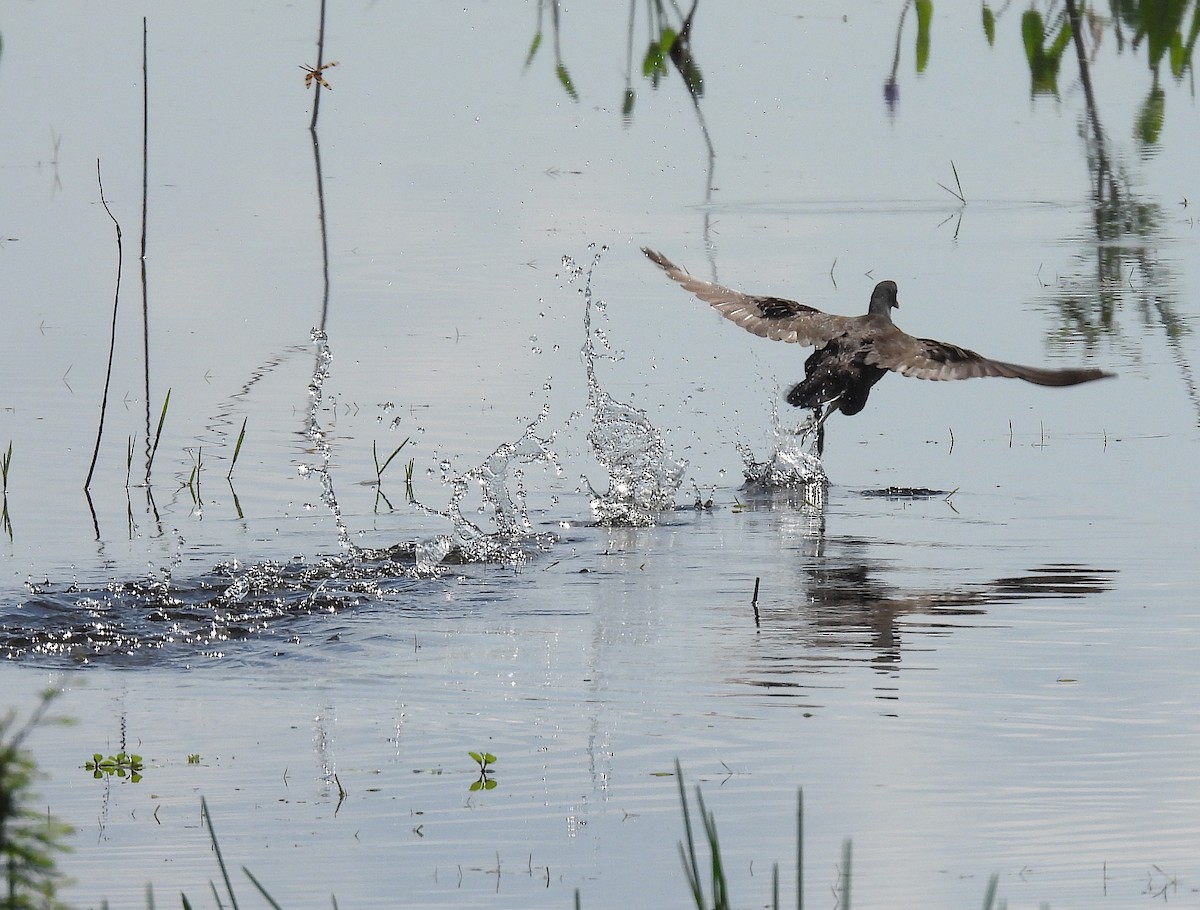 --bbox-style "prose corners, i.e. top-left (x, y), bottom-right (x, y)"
top-left (791, 410), bottom-right (824, 457)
